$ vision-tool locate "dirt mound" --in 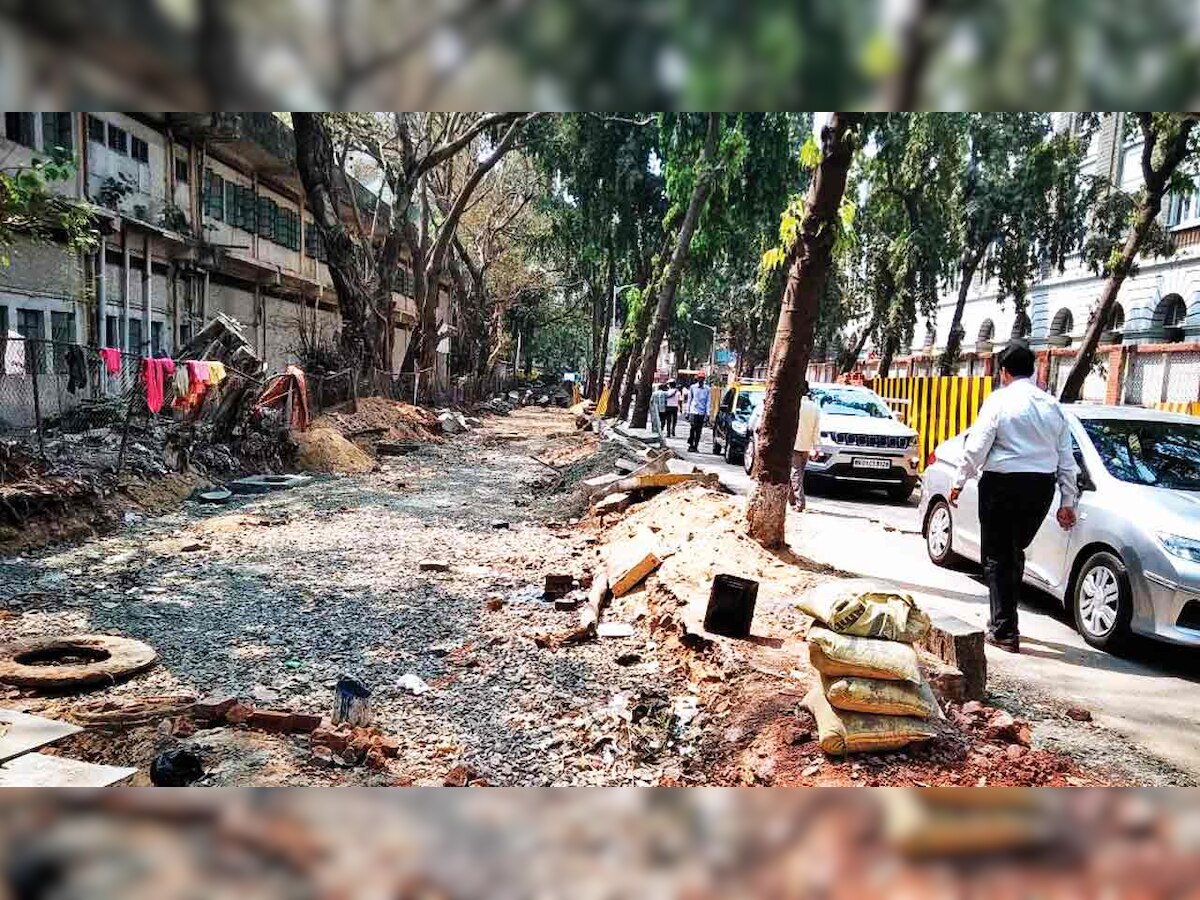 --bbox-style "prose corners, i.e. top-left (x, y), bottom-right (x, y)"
top-left (315, 397), bottom-right (442, 445)
top-left (295, 427), bottom-right (374, 474)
